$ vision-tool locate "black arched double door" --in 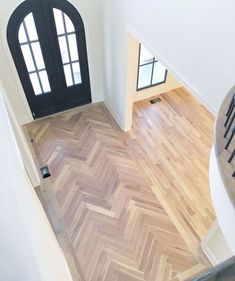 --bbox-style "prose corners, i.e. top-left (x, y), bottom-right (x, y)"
top-left (7, 0), bottom-right (91, 118)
